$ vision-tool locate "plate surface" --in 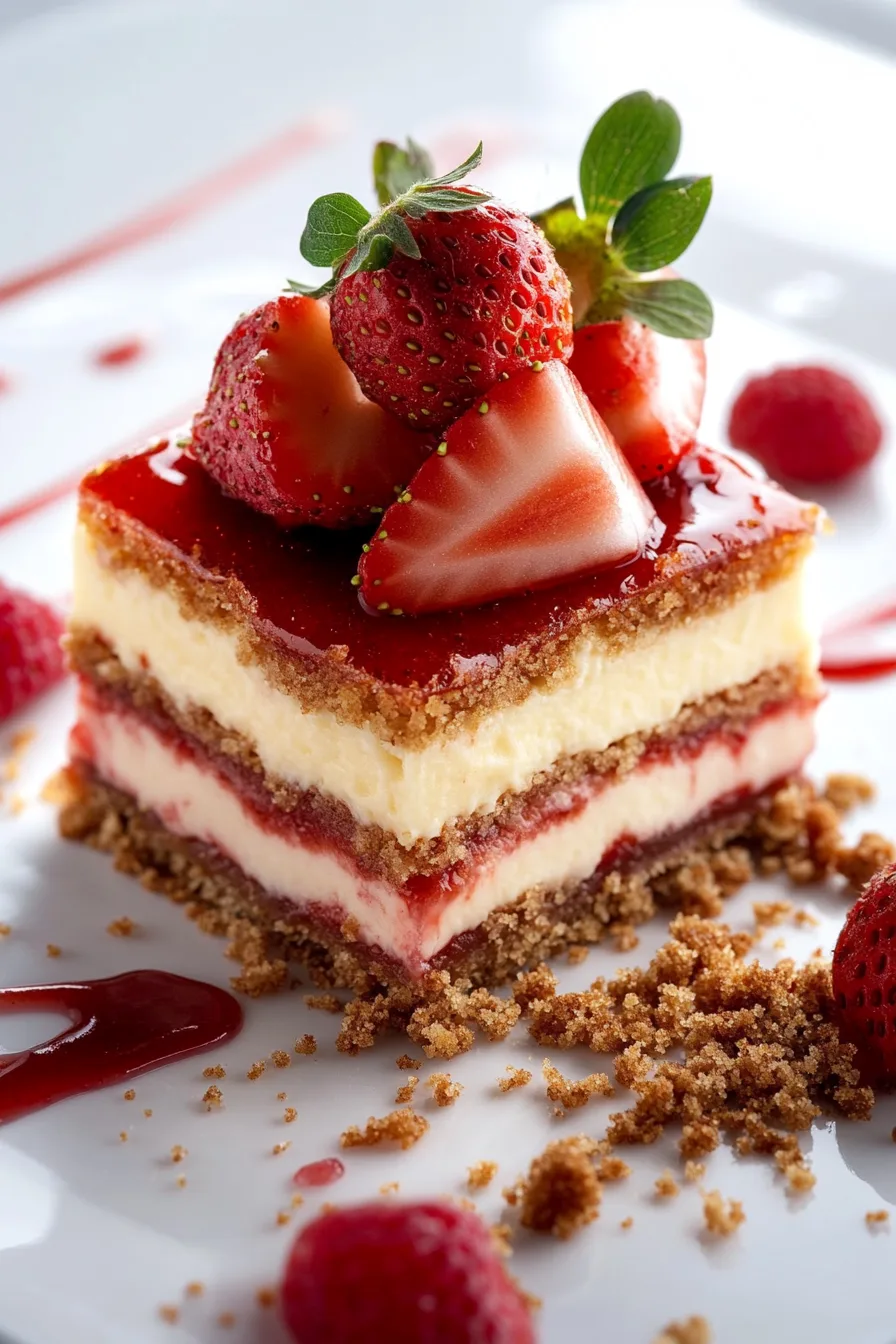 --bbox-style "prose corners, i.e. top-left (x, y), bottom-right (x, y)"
top-left (3, 2), bottom-right (896, 1341)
